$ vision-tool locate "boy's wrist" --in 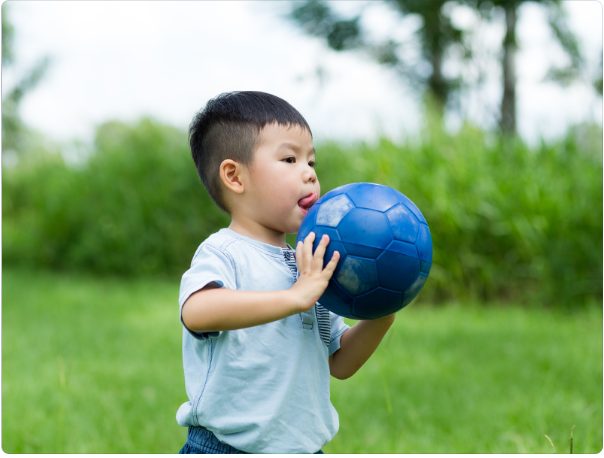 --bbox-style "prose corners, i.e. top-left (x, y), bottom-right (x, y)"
top-left (285, 288), bottom-right (308, 315)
